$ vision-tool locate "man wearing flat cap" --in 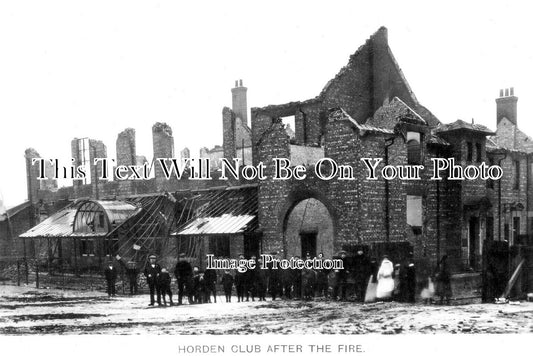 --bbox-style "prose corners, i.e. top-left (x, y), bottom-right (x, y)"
top-left (174, 253), bottom-right (193, 305)
top-left (333, 250), bottom-right (349, 301)
top-left (104, 260), bottom-right (118, 297)
top-left (144, 254), bottom-right (162, 306)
